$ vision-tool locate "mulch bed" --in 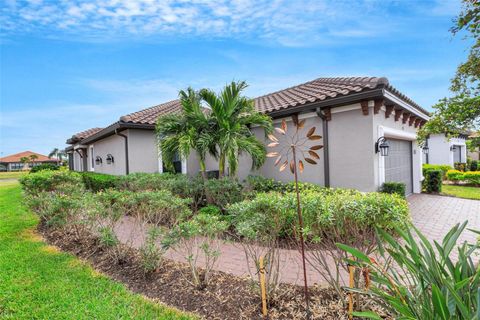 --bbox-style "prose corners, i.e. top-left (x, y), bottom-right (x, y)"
top-left (39, 224), bottom-right (386, 319)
